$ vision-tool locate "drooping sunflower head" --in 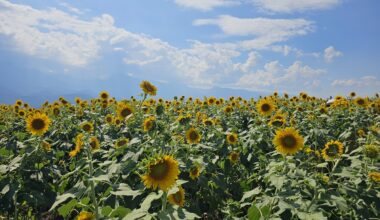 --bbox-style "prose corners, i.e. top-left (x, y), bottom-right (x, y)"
top-left (42, 140), bottom-right (52, 152)
top-left (77, 211), bottom-right (95, 220)
top-left (115, 138), bottom-right (129, 148)
top-left (69, 133), bottom-right (85, 158)
top-left (99, 91), bottom-right (109, 100)
top-left (226, 133), bottom-right (238, 145)
top-left (229, 151), bottom-right (240, 164)
top-left (189, 165), bottom-right (201, 180)
top-left (89, 136), bottom-right (100, 151)
top-left (81, 121), bottom-right (93, 133)
top-left (186, 127), bottom-right (201, 144)
top-left (363, 144), bottom-right (379, 159)
top-left (273, 127), bottom-right (304, 155)
top-left (117, 103), bottom-right (134, 119)
top-left (26, 112), bottom-right (51, 136)
top-left (143, 116), bottom-right (156, 132)
top-left (141, 155), bottom-right (179, 191)
top-left (167, 186), bottom-right (185, 207)
top-left (140, 80), bottom-right (157, 96)
top-left (368, 171), bottom-right (380, 183)
top-left (322, 140), bottom-right (344, 160)
top-left (256, 98), bottom-right (276, 116)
